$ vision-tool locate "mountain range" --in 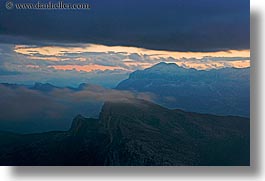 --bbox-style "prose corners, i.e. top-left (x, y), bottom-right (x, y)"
top-left (0, 99), bottom-right (249, 166)
top-left (117, 62), bottom-right (250, 117)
